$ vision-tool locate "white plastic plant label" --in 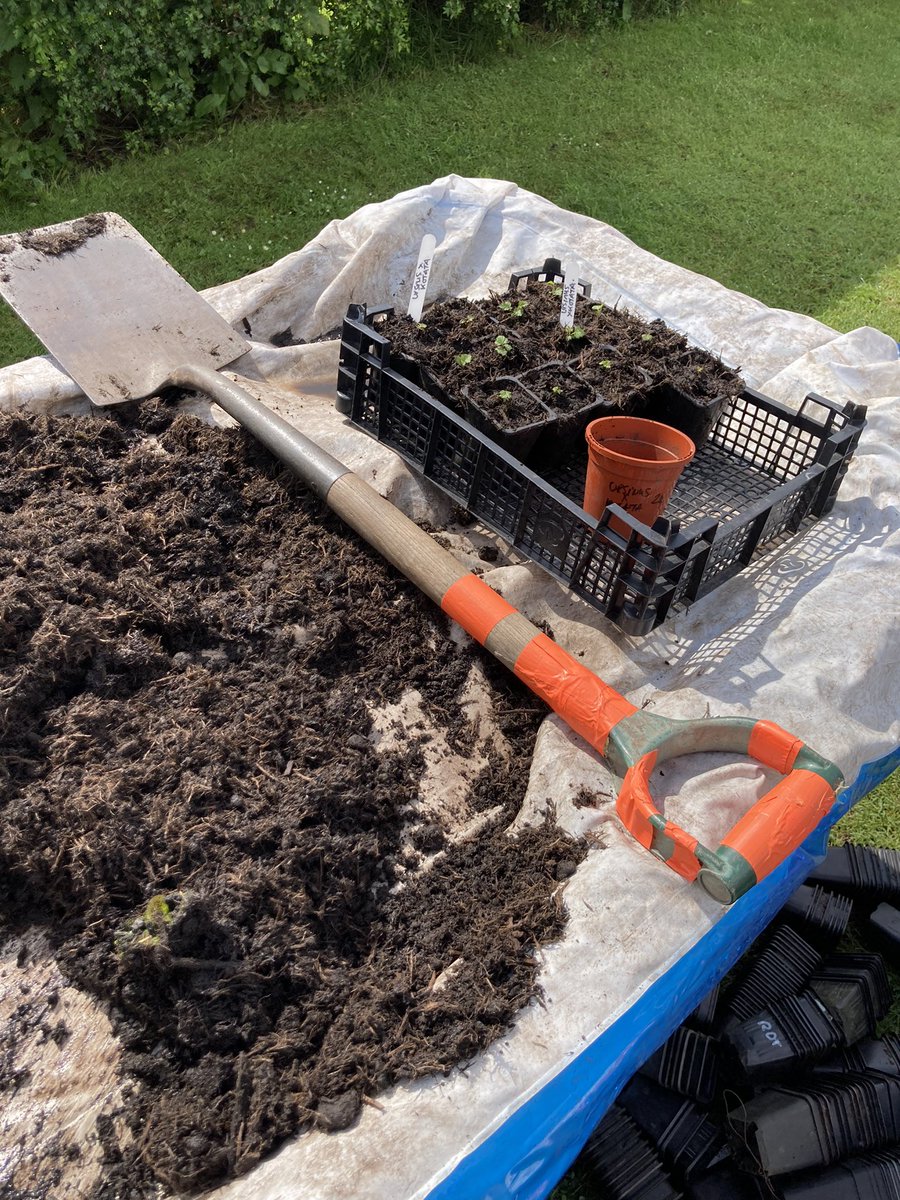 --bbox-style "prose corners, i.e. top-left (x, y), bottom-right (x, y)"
top-left (559, 268), bottom-right (578, 328)
top-left (407, 234), bottom-right (437, 322)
